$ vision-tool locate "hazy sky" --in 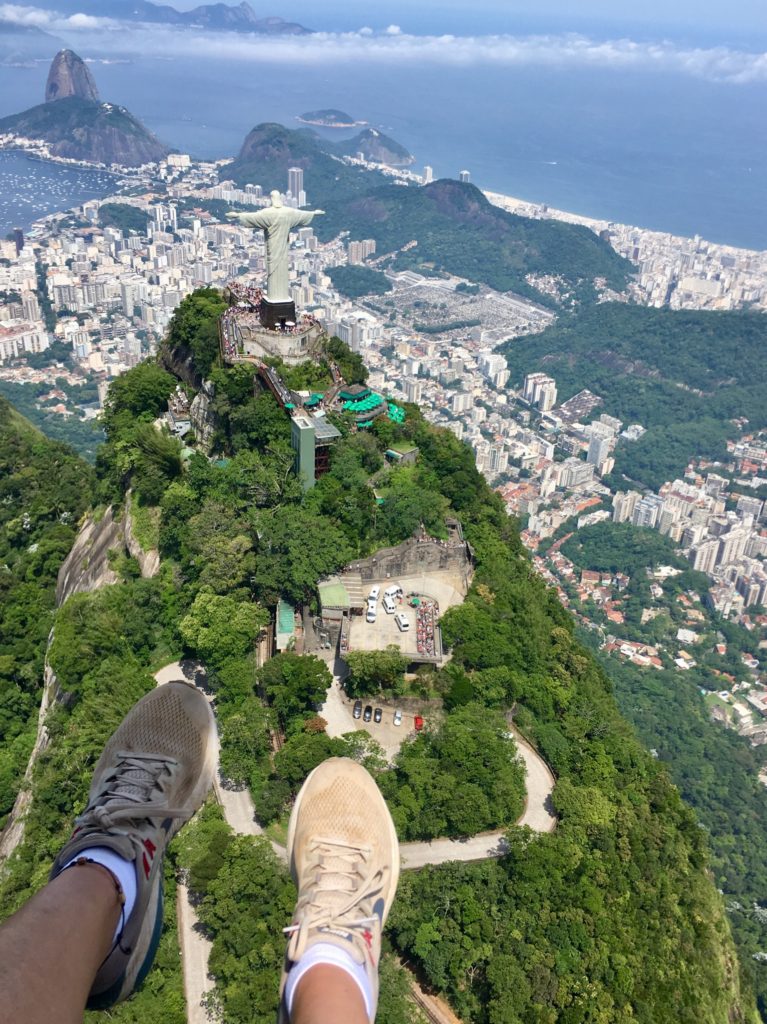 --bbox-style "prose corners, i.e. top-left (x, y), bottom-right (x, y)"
top-left (168, 0), bottom-right (766, 38)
